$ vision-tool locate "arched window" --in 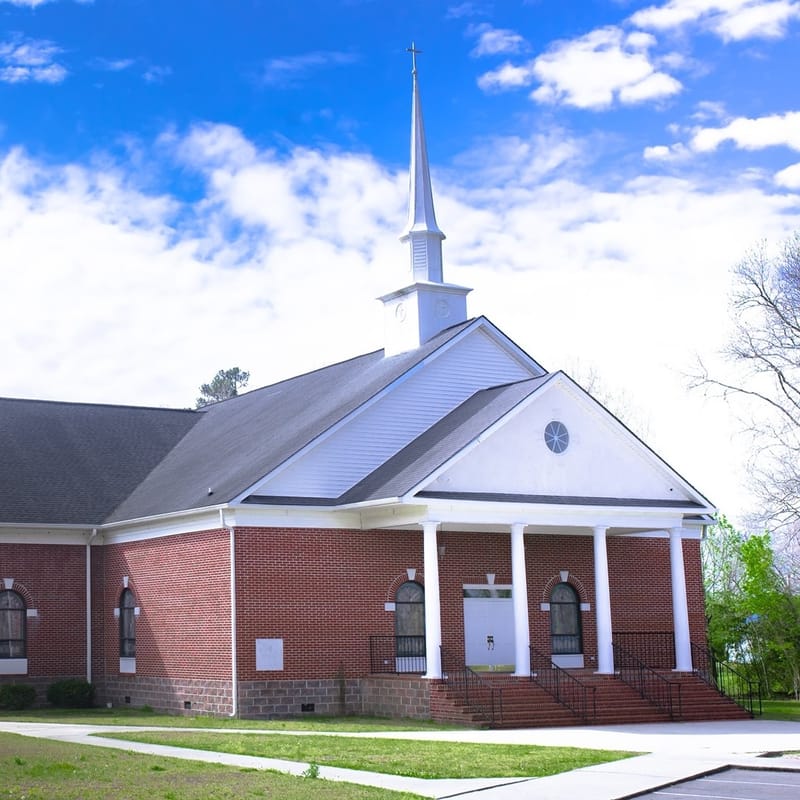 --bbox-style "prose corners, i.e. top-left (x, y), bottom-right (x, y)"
top-left (119, 589), bottom-right (136, 658)
top-left (550, 582), bottom-right (582, 655)
top-left (395, 581), bottom-right (425, 660)
top-left (0, 590), bottom-right (26, 659)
